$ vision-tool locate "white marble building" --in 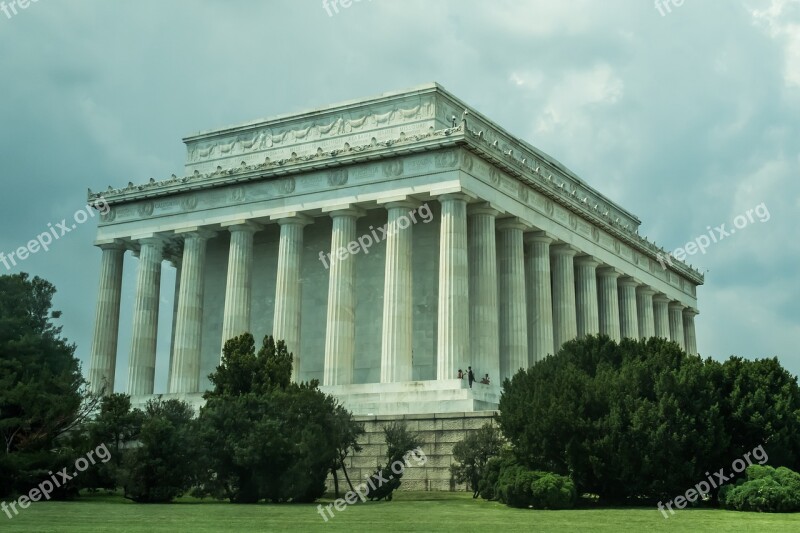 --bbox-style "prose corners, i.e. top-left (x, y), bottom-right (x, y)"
top-left (86, 83), bottom-right (702, 416)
